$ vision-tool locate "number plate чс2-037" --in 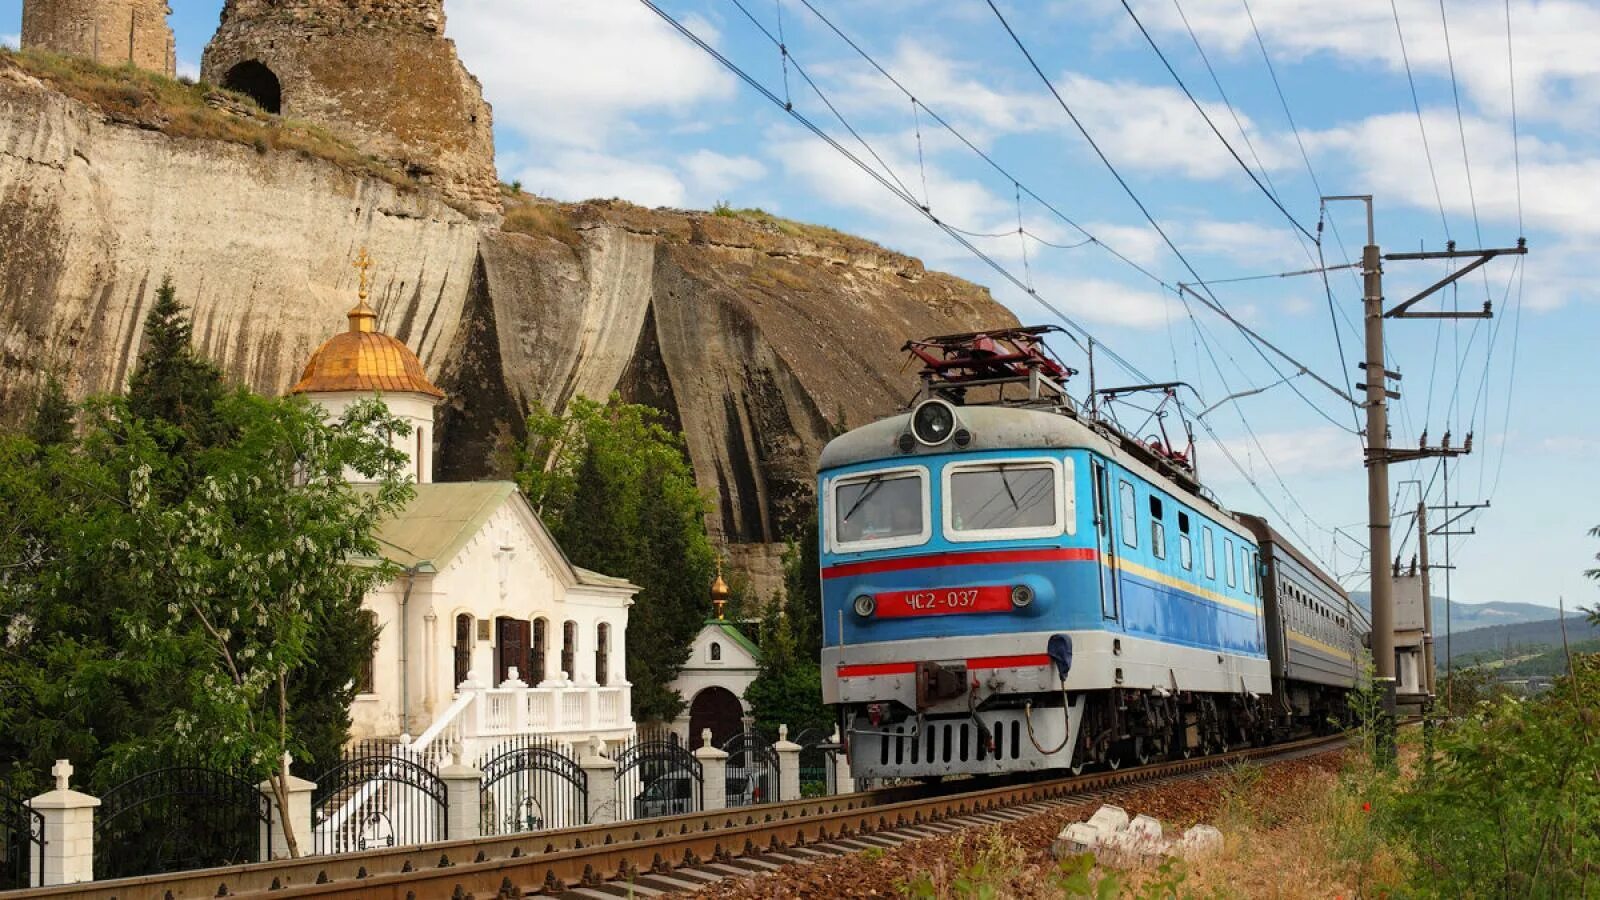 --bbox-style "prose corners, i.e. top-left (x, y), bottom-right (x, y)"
top-left (872, 586), bottom-right (1013, 617)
